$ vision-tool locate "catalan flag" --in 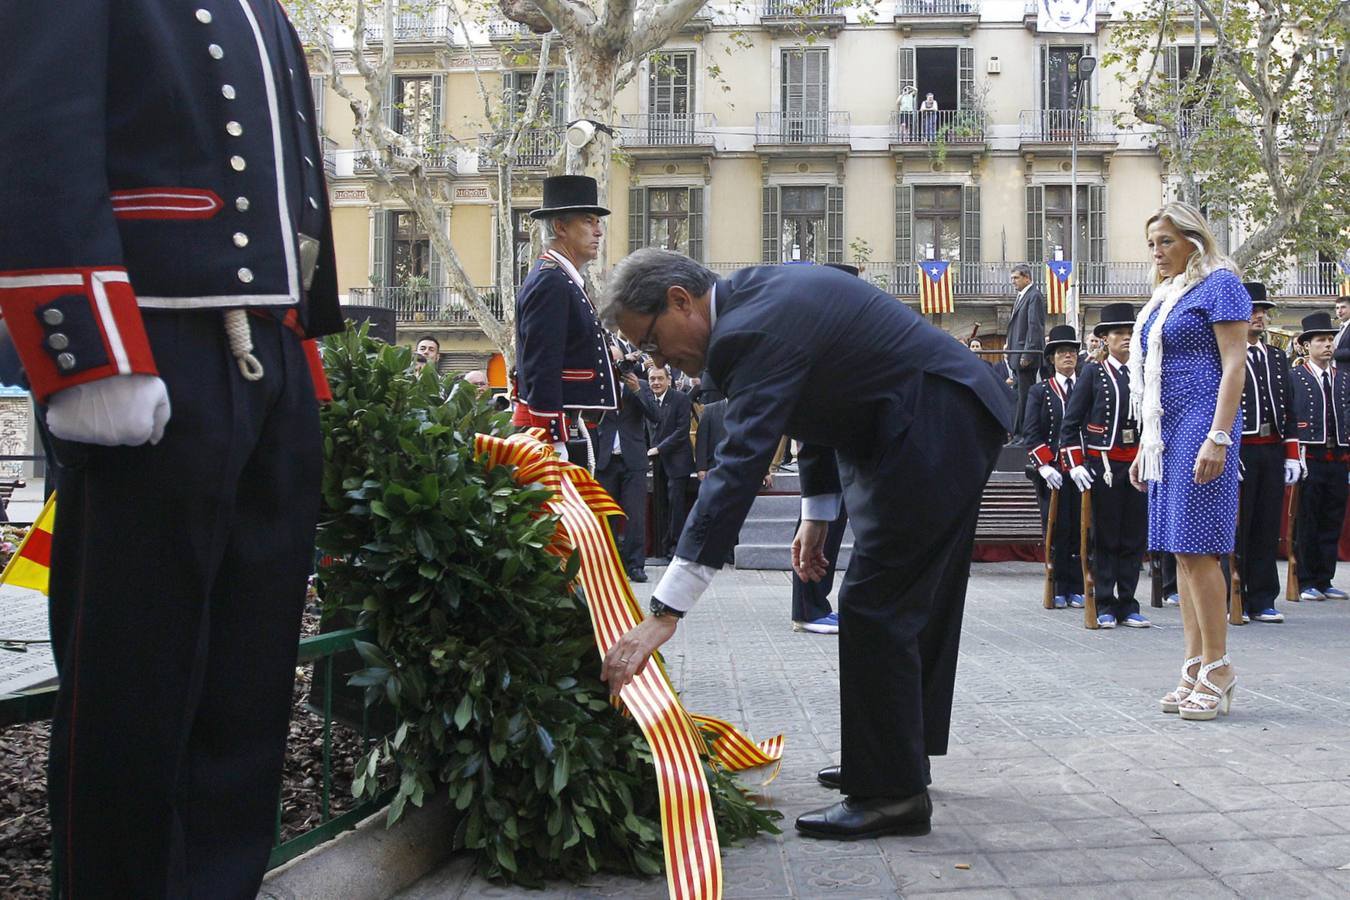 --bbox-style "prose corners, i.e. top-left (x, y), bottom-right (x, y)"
top-left (1046, 260), bottom-right (1073, 315)
top-left (917, 260), bottom-right (954, 315)
top-left (1339, 256), bottom-right (1350, 298)
top-left (0, 493), bottom-right (54, 594)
